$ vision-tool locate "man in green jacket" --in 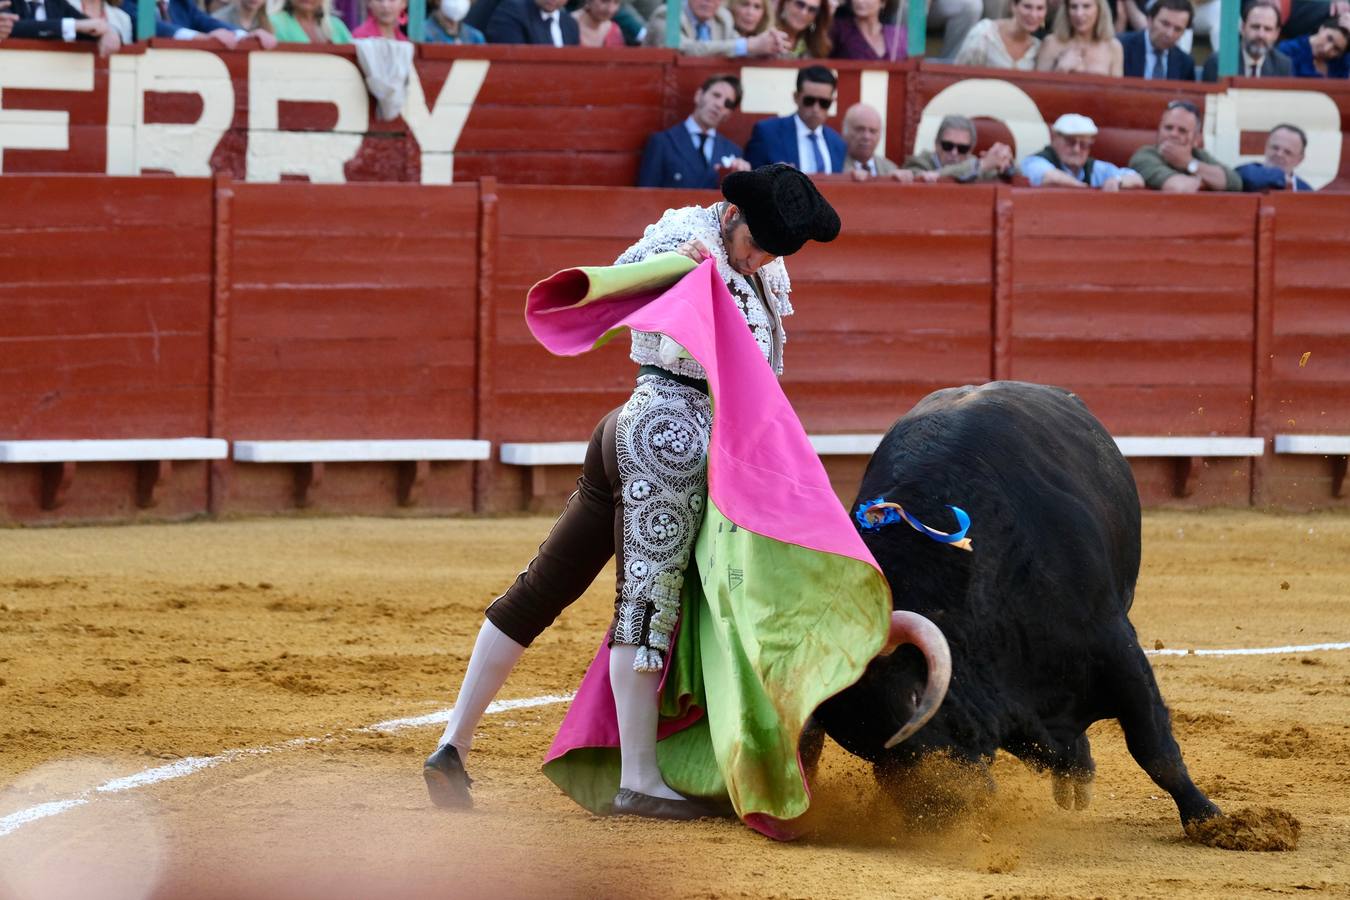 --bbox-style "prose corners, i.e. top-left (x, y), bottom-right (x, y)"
top-left (1129, 100), bottom-right (1243, 192)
